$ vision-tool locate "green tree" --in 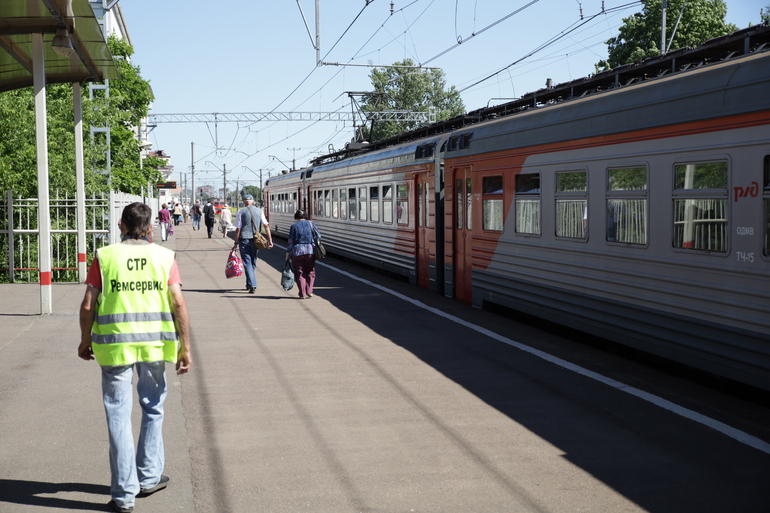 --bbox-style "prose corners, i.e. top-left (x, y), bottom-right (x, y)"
top-left (0, 35), bottom-right (161, 198)
top-left (597, 0), bottom-right (738, 70)
top-left (362, 59), bottom-right (465, 141)
top-left (762, 3), bottom-right (770, 23)
top-left (240, 185), bottom-right (260, 200)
